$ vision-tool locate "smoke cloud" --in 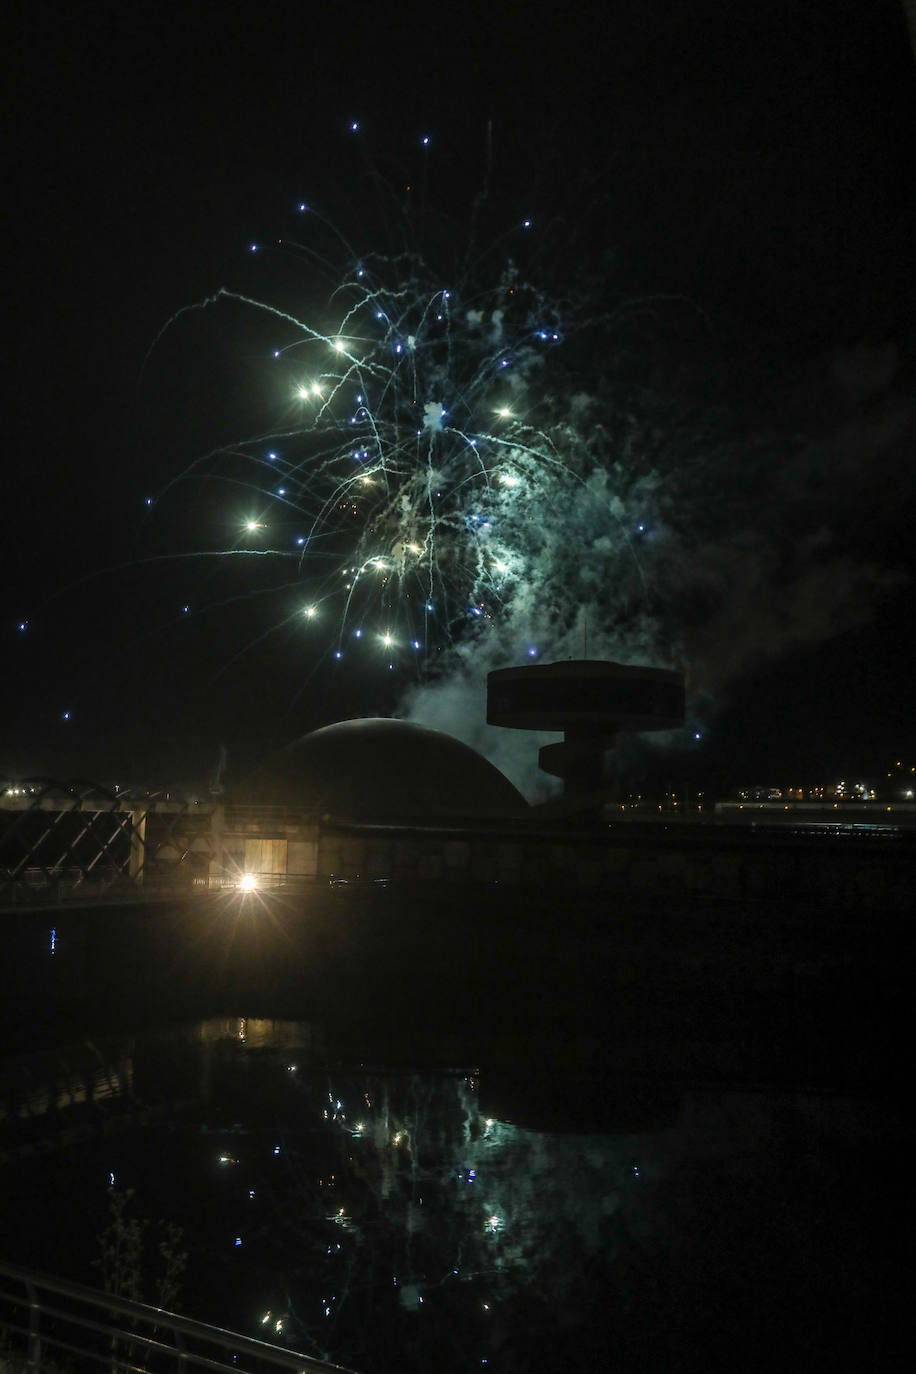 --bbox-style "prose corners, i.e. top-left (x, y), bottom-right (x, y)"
top-left (402, 337), bottom-right (912, 796)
